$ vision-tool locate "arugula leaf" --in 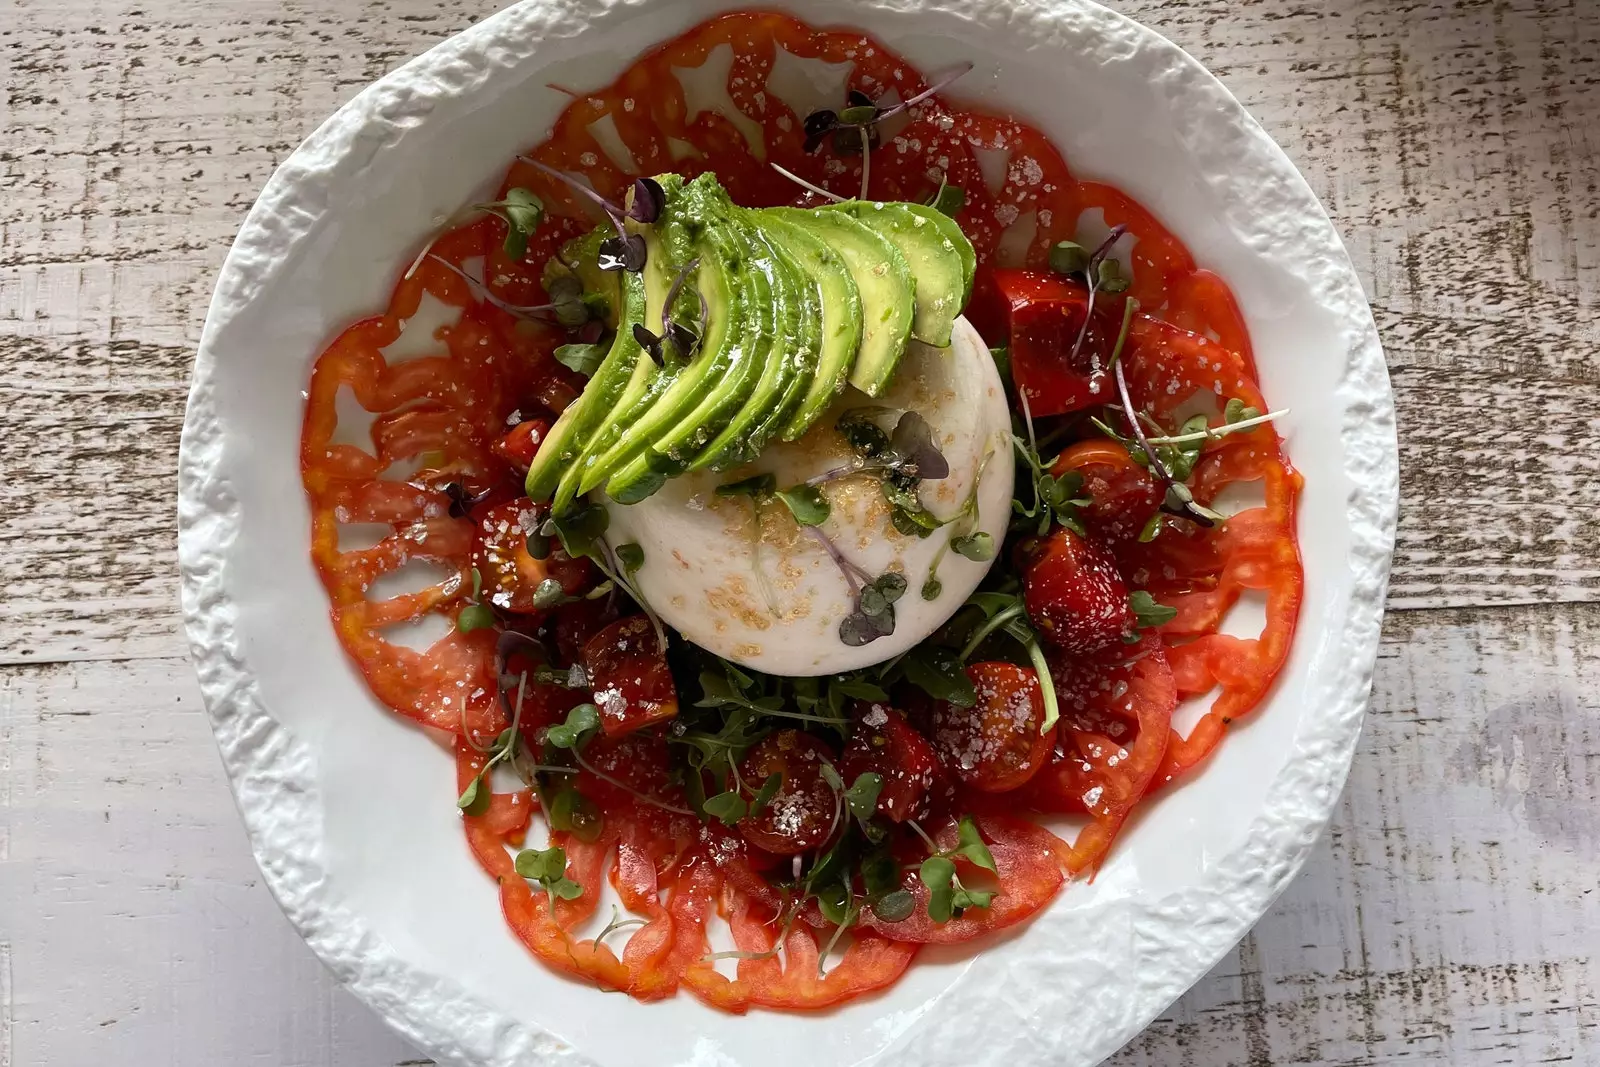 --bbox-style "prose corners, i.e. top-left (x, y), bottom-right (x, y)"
top-left (702, 790), bottom-right (748, 825)
top-left (749, 772), bottom-right (781, 814)
top-left (1129, 589), bottom-right (1178, 629)
top-left (901, 645), bottom-right (976, 707)
top-left (776, 484), bottom-right (830, 526)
